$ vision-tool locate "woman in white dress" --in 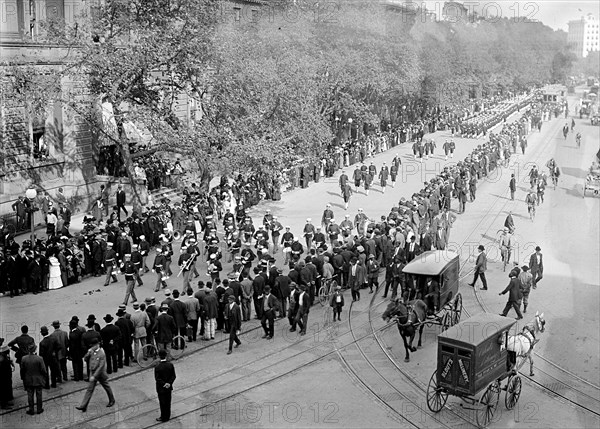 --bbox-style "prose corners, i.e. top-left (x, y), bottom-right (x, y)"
top-left (48, 253), bottom-right (64, 290)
